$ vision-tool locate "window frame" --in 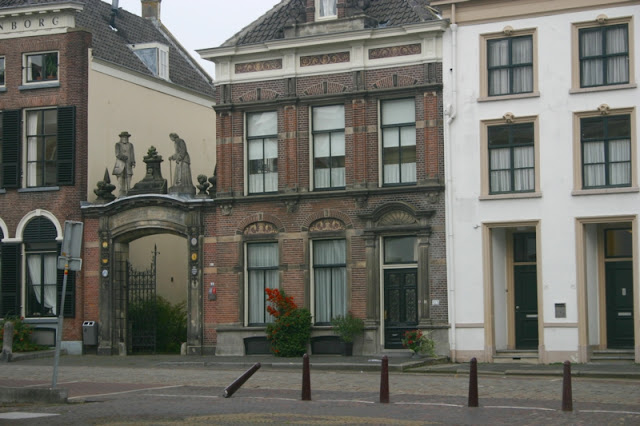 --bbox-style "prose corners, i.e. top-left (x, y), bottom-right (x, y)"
top-left (487, 122), bottom-right (536, 195)
top-left (24, 108), bottom-right (58, 188)
top-left (571, 17), bottom-right (635, 92)
top-left (129, 42), bottom-right (170, 81)
top-left (380, 98), bottom-right (417, 187)
top-left (312, 104), bottom-right (346, 191)
top-left (25, 246), bottom-right (58, 318)
top-left (23, 51), bottom-right (59, 84)
top-left (315, 0), bottom-right (337, 20)
top-left (573, 107), bottom-right (637, 194)
top-left (480, 115), bottom-right (540, 199)
top-left (0, 56), bottom-right (5, 87)
top-left (479, 28), bottom-right (539, 101)
top-left (246, 111), bottom-right (279, 195)
top-left (245, 241), bottom-right (280, 326)
top-left (311, 238), bottom-right (347, 325)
